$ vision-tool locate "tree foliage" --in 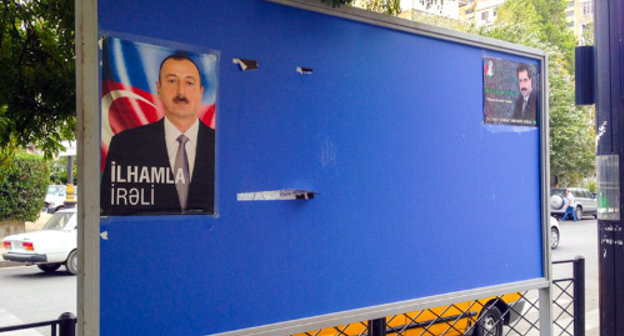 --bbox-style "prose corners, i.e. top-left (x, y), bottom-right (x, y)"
top-left (0, 153), bottom-right (49, 221)
top-left (50, 156), bottom-right (77, 185)
top-left (494, 0), bottom-right (575, 70)
top-left (0, 0), bottom-right (75, 158)
top-left (580, 22), bottom-right (593, 46)
top-left (321, 0), bottom-right (401, 15)
top-left (360, 0), bottom-right (401, 15)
